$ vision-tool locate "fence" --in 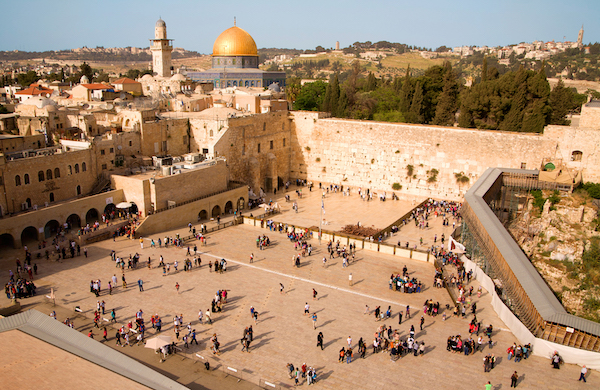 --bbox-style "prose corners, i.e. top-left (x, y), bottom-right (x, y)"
top-left (242, 216), bottom-right (431, 262)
